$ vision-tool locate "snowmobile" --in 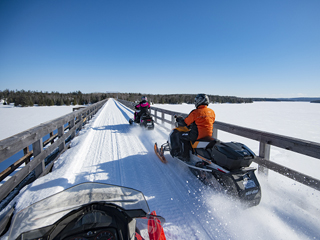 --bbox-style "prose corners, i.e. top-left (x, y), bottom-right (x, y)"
top-left (2, 182), bottom-right (166, 240)
top-left (154, 117), bottom-right (261, 207)
top-left (129, 111), bottom-right (155, 130)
